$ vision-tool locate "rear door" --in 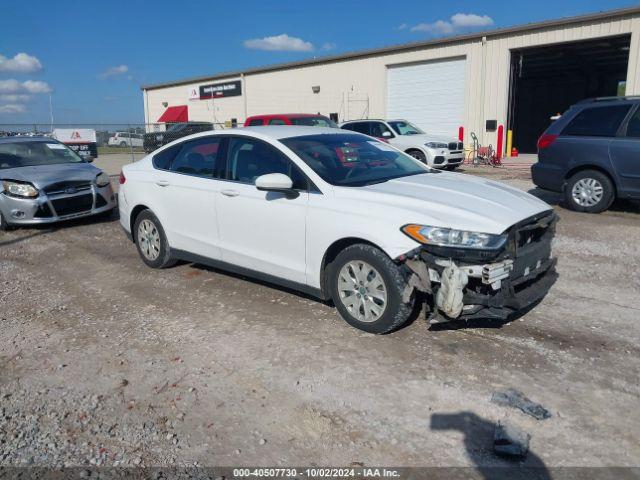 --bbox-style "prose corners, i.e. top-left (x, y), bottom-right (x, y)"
top-left (152, 135), bottom-right (226, 259)
top-left (610, 105), bottom-right (640, 197)
top-left (215, 136), bottom-right (309, 284)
